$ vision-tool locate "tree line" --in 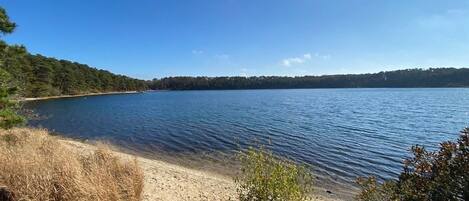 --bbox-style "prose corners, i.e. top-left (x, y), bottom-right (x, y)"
top-left (148, 68), bottom-right (469, 90)
top-left (0, 41), bottom-right (148, 97)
